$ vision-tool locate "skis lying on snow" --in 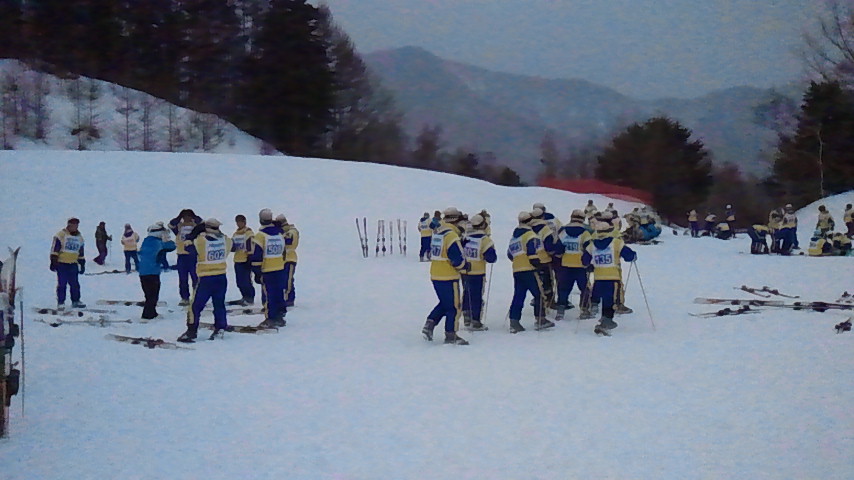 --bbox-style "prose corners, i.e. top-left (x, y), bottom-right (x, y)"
top-left (105, 334), bottom-right (193, 350)
top-left (737, 285), bottom-right (800, 298)
top-left (36, 316), bottom-right (132, 327)
top-left (690, 305), bottom-right (761, 318)
top-left (97, 300), bottom-right (166, 307)
top-left (694, 297), bottom-right (854, 312)
top-left (199, 322), bottom-right (277, 334)
top-left (32, 307), bottom-right (115, 316)
top-left (836, 292), bottom-right (853, 304)
top-left (84, 269), bottom-right (125, 276)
